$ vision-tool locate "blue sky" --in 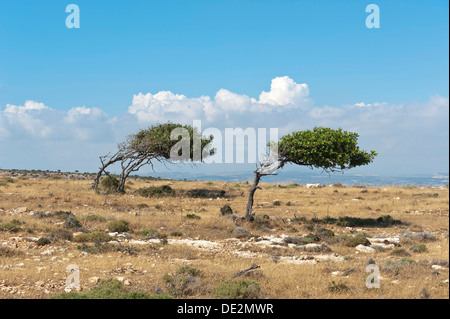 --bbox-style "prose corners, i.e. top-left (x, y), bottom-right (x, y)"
top-left (0, 0), bottom-right (448, 177)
